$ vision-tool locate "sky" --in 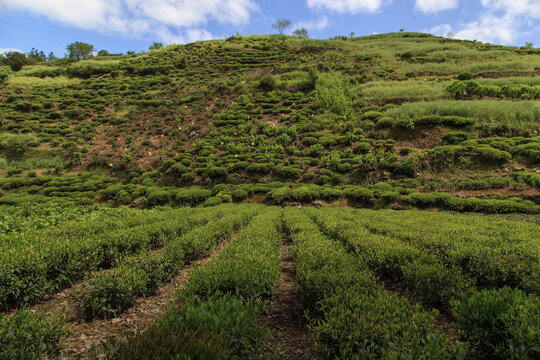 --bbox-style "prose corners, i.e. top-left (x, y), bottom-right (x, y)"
top-left (1, 0), bottom-right (539, 56)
